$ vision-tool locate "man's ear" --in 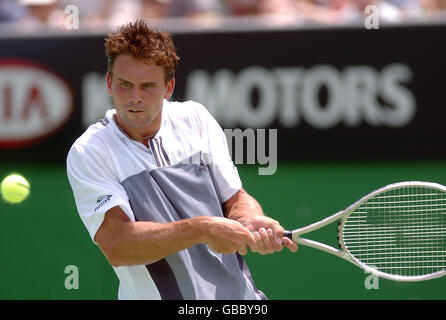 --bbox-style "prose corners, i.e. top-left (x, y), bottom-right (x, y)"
top-left (106, 72), bottom-right (112, 95)
top-left (164, 78), bottom-right (175, 99)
